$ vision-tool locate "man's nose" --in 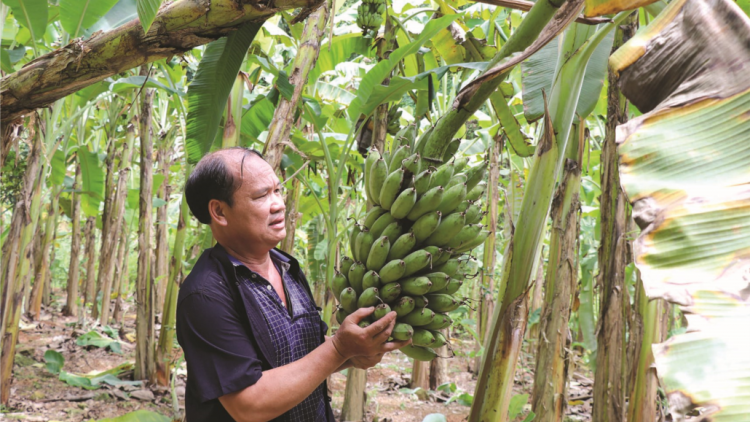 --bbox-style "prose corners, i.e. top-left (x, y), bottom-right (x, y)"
top-left (271, 190), bottom-right (286, 212)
